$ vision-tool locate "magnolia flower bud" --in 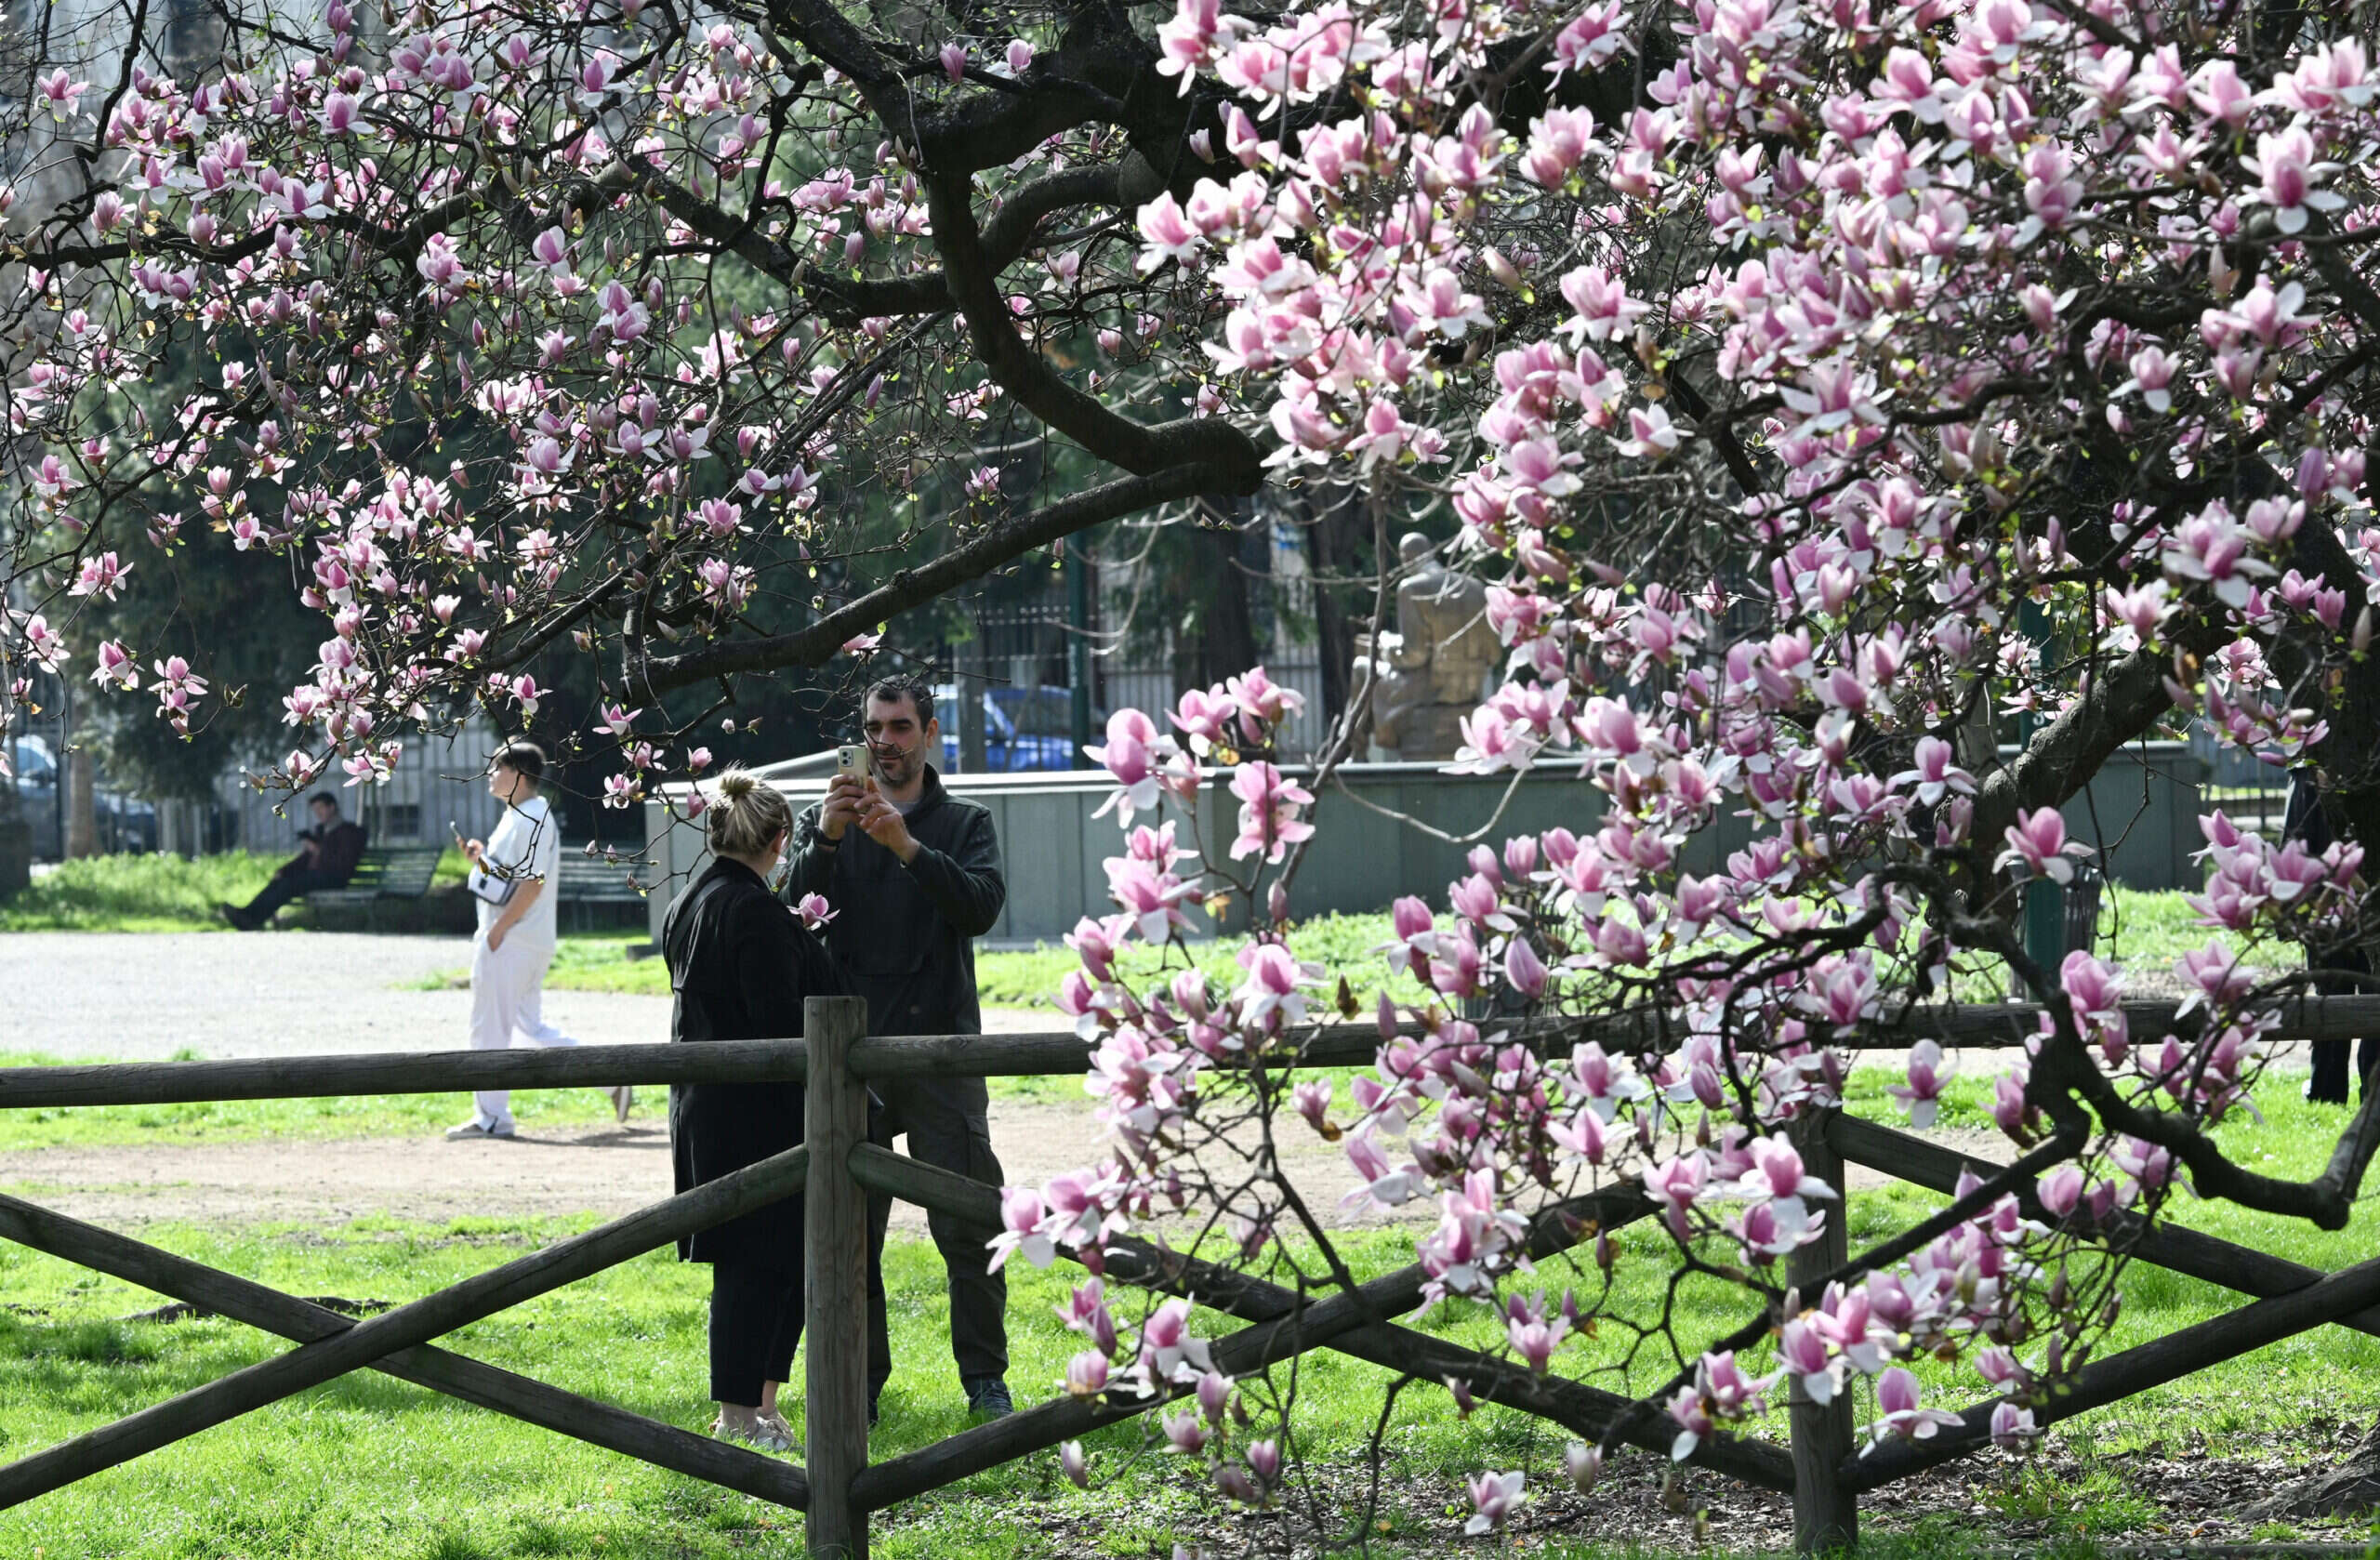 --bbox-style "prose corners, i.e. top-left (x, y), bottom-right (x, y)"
top-left (1212, 1463), bottom-right (1260, 1504)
